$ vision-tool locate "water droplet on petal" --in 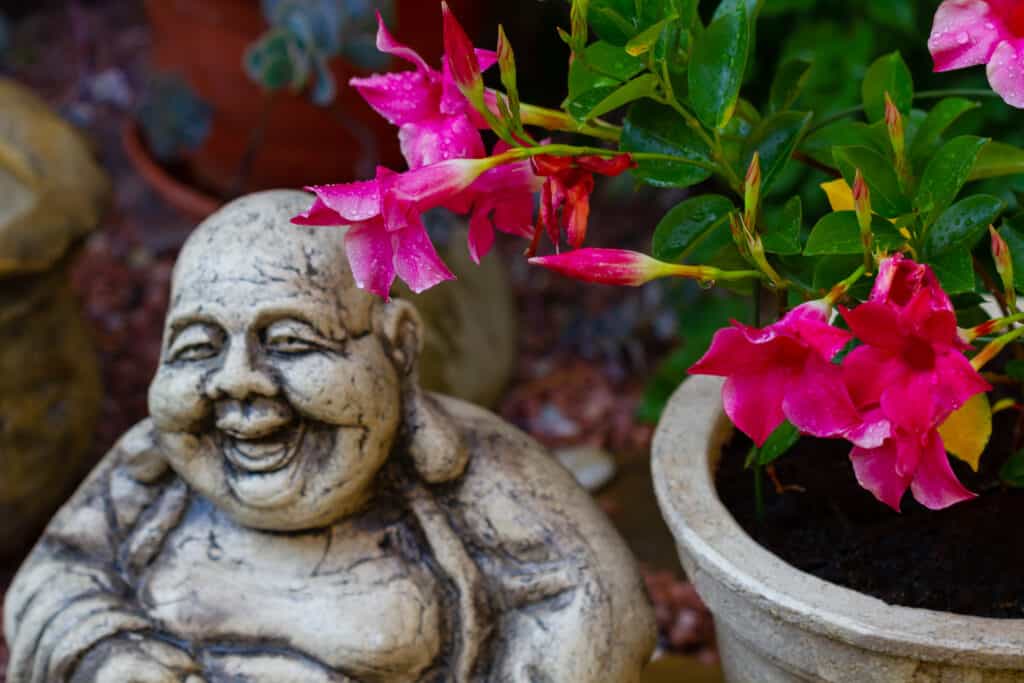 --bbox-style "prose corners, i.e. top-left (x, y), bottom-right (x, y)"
top-left (957, 31), bottom-right (970, 45)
